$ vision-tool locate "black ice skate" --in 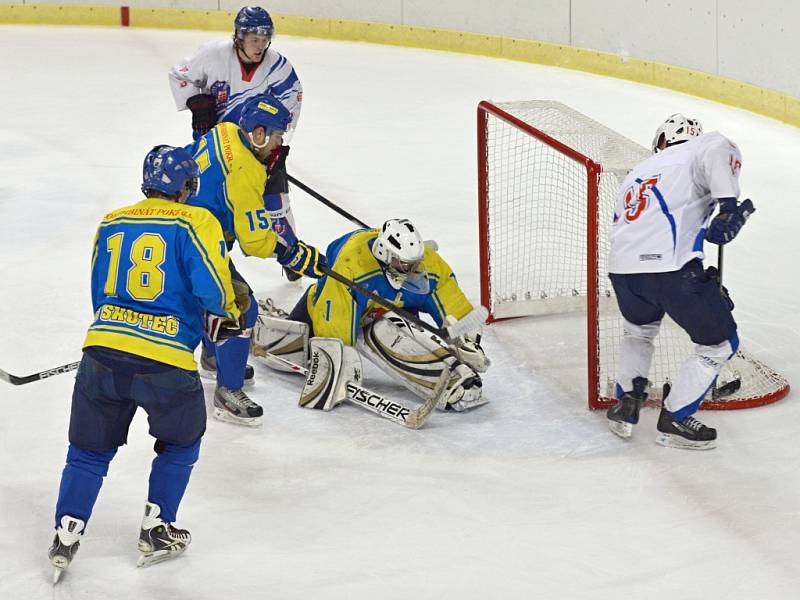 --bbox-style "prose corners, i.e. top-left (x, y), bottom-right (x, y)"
top-left (137, 502), bottom-right (192, 568)
top-left (49, 515), bottom-right (85, 583)
top-left (213, 385), bottom-right (263, 427)
top-left (606, 377), bottom-right (648, 439)
top-left (200, 346), bottom-right (255, 386)
top-left (656, 408), bottom-right (717, 450)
